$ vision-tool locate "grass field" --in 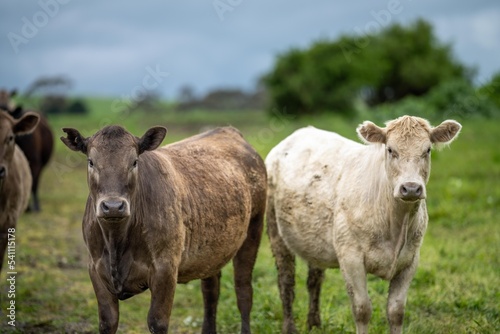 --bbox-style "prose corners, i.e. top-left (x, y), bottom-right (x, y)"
top-left (0, 99), bottom-right (499, 333)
